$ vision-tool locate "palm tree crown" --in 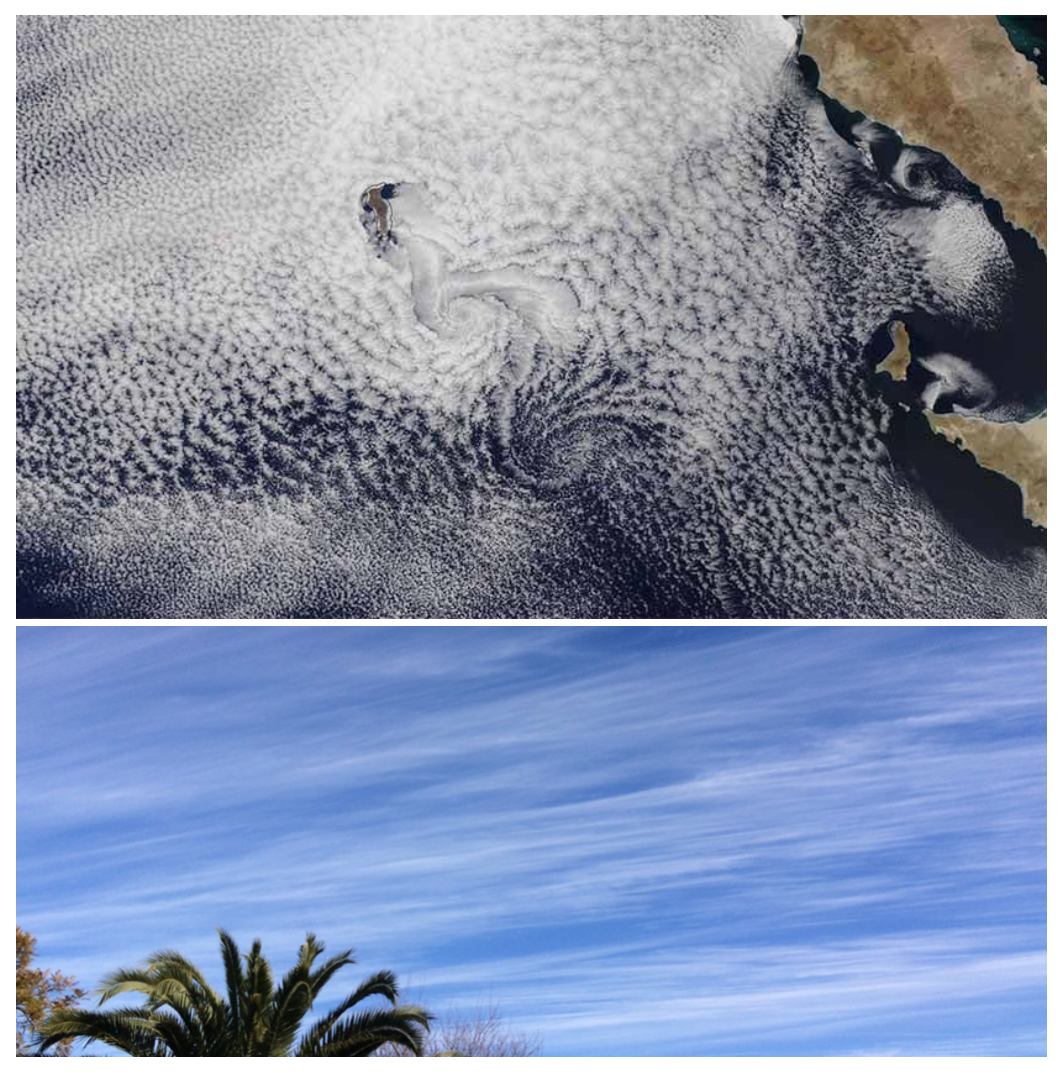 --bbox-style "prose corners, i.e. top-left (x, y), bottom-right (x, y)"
top-left (35, 929), bottom-right (432, 1057)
